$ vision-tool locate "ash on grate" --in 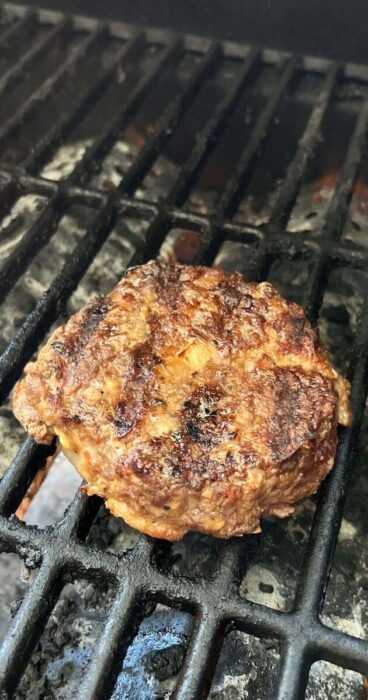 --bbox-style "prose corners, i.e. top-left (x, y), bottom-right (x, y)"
top-left (15, 578), bottom-right (114, 700)
top-left (86, 504), bottom-right (141, 554)
top-left (111, 605), bottom-right (194, 700)
top-left (209, 630), bottom-right (280, 700)
top-left (306, 661), bottom-right (368, 700)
